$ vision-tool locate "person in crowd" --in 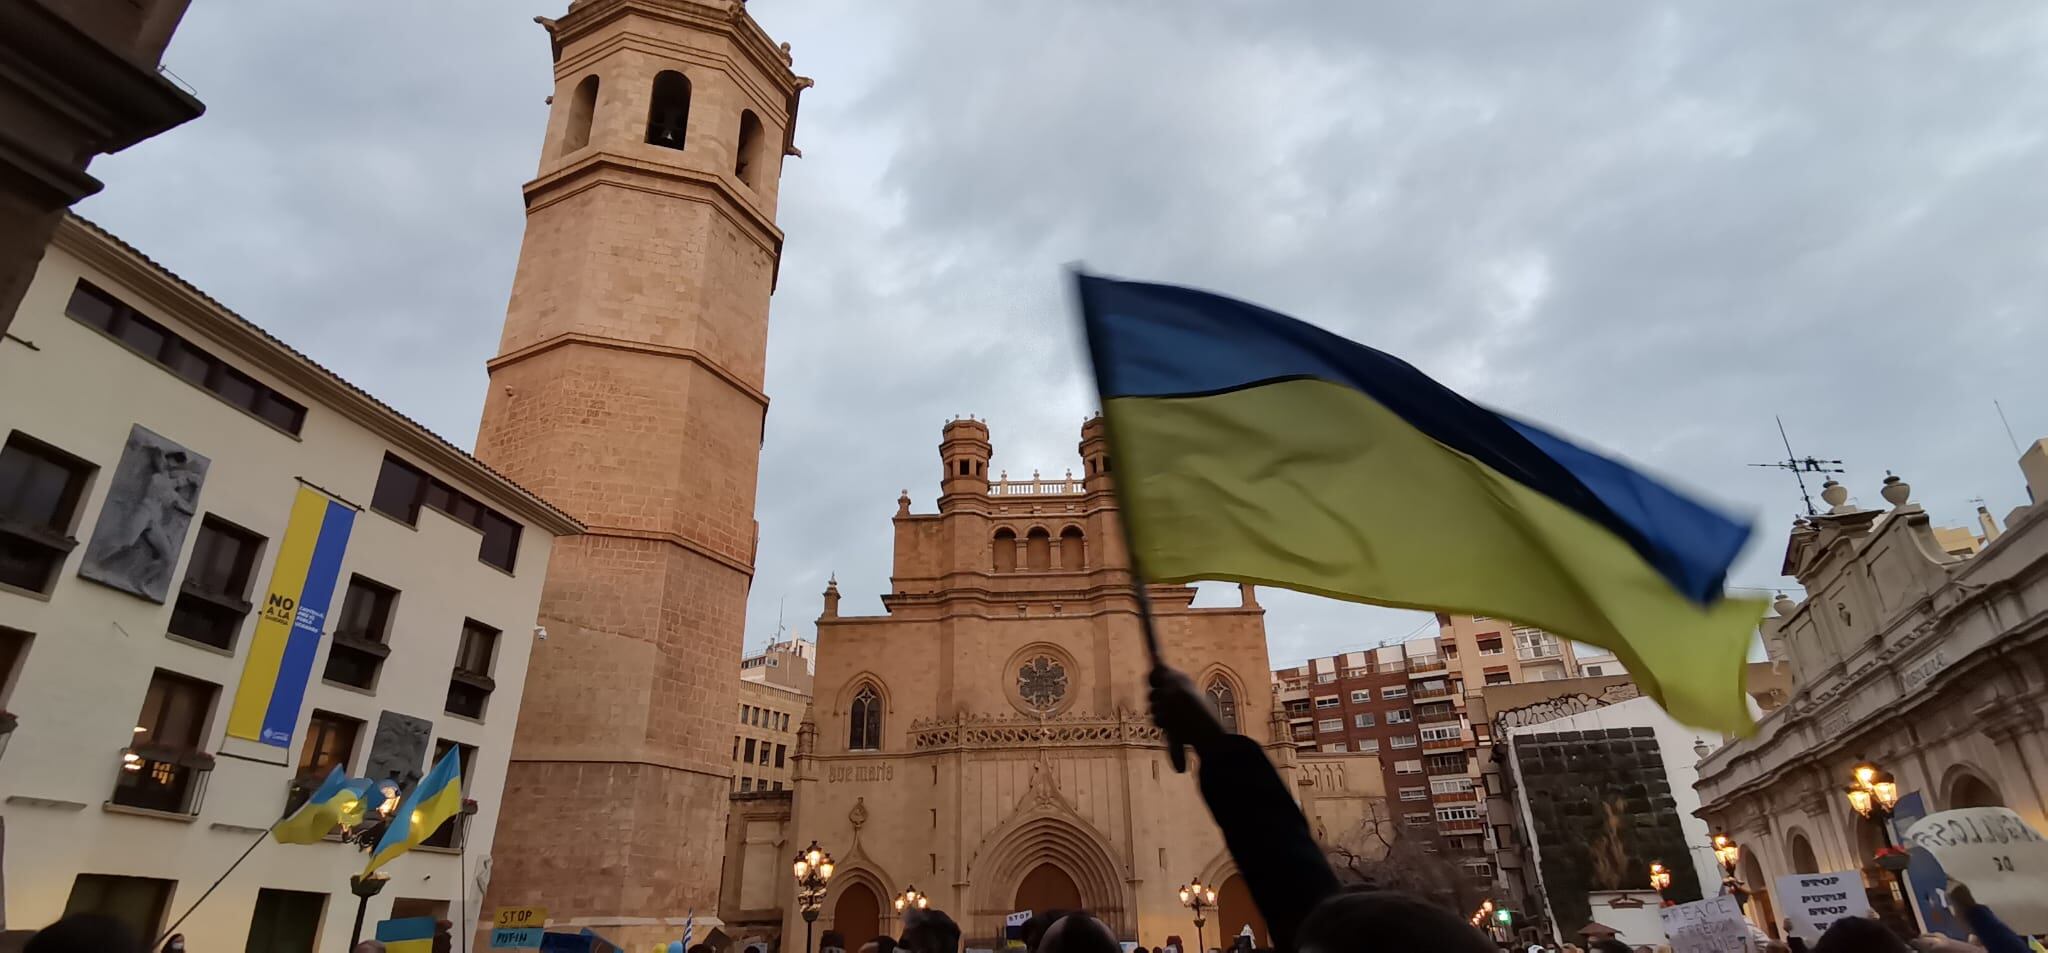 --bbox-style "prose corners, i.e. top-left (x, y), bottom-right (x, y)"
top-left (1944, 881), bottom-right (2031, 953)
top-left (1814, 916), bottom-right (1911, 953)
top-left (1024, 911), bottom-right (1080, 953)
top-left (902, 908), bottom-right (963, 953)
top-left (1038, 912), bottom-right (1120, 953)
top-left (1150, 665), bottom-right (1494, 953)
top-left (25, 915), bottom-right (144, 953)
top-left (823, 931), bottom-right (850, 953)
top-left (860, 937), bottom-right (900, 953)
top-left (160, 935), bottom-right (186, 953)
top-left (1588, 940), bottom-right (1628, 953)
